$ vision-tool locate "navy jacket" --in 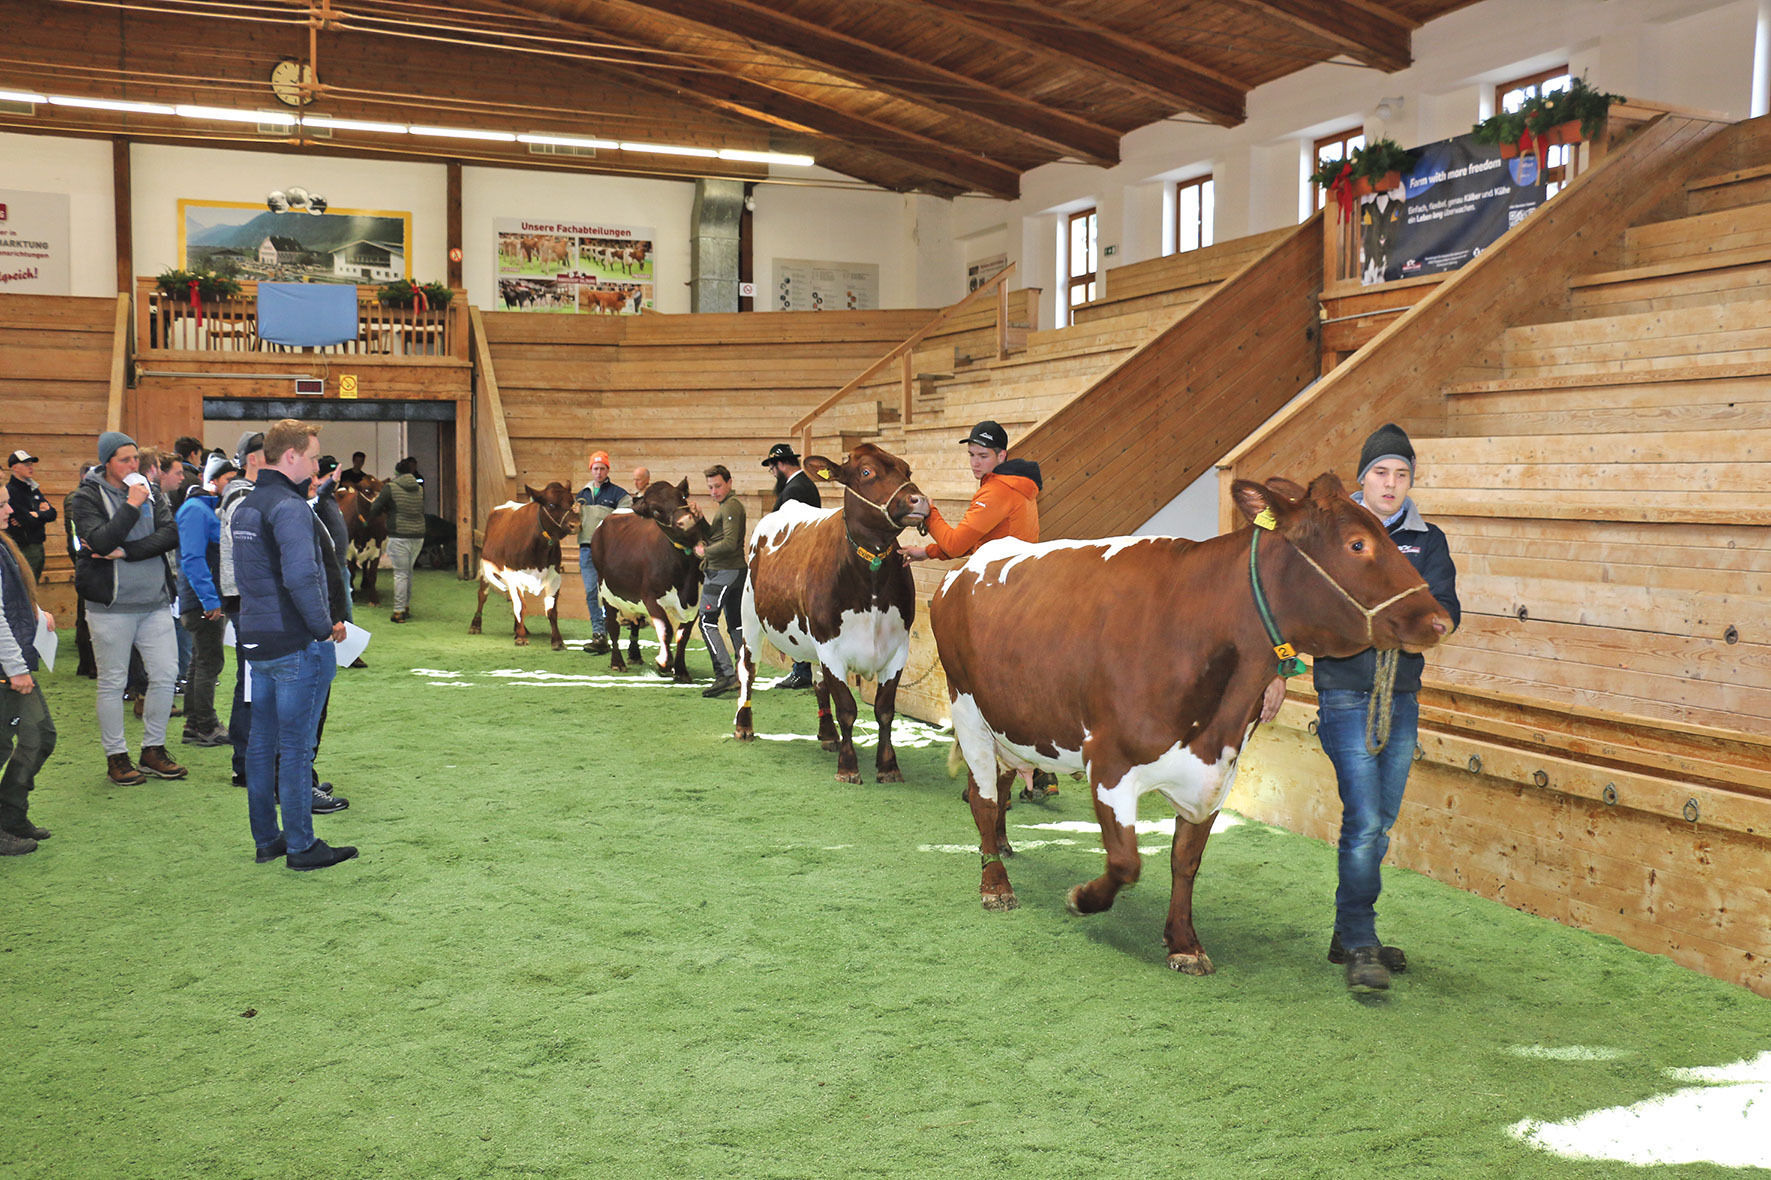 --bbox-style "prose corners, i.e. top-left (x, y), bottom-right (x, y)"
top-left (1312, 497), bottom-right (1460, 696)
top-left (231, 469), bottom-right (334, 662)
top-left (0, 540), bottom-right (40, 674)
top-left (5, 474), bottom-right (56, 549)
